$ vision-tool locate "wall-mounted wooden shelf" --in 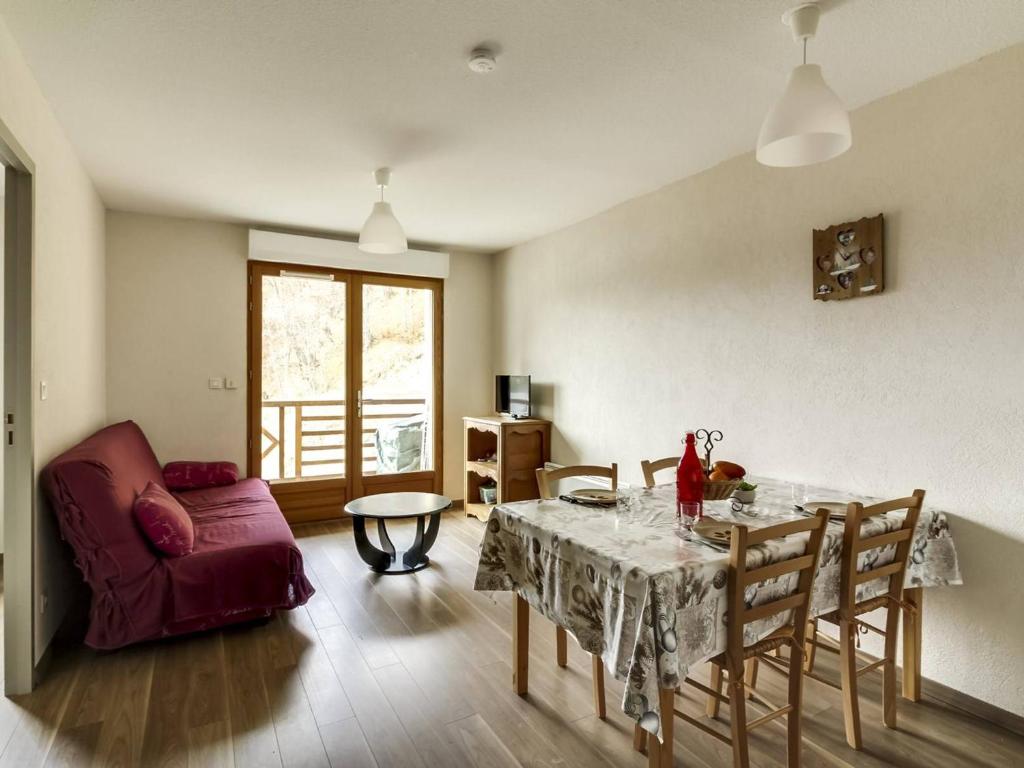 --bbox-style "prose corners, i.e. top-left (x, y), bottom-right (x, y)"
top-left (463, 416), bottom-right (551, 522)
